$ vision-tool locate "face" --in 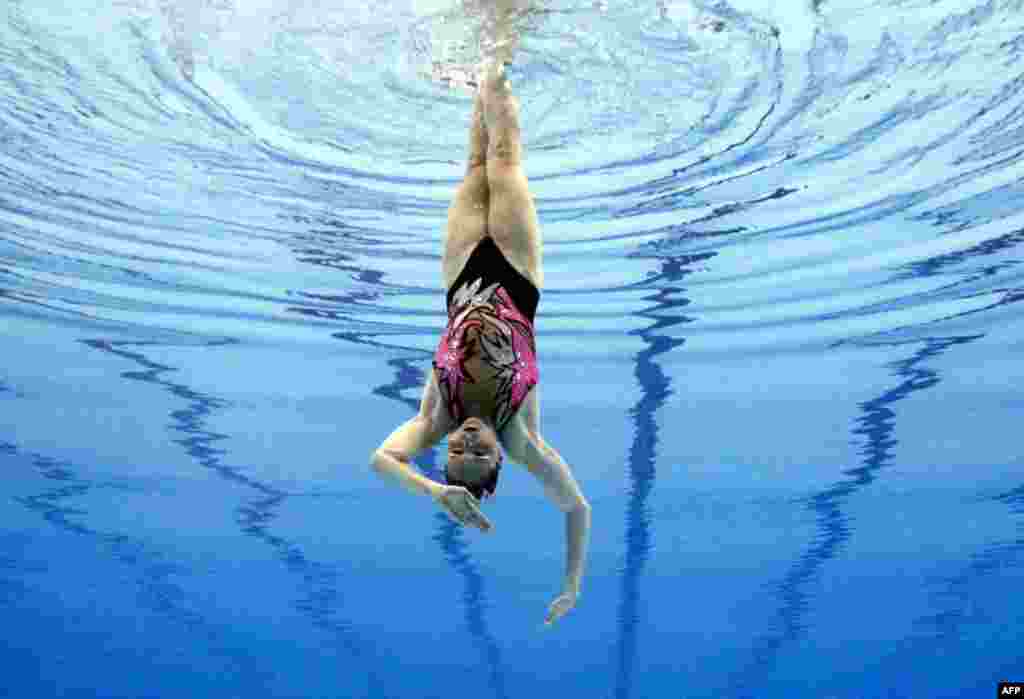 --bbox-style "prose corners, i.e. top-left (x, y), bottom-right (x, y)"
top-left (446, 417), bottom-right (502, 489)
